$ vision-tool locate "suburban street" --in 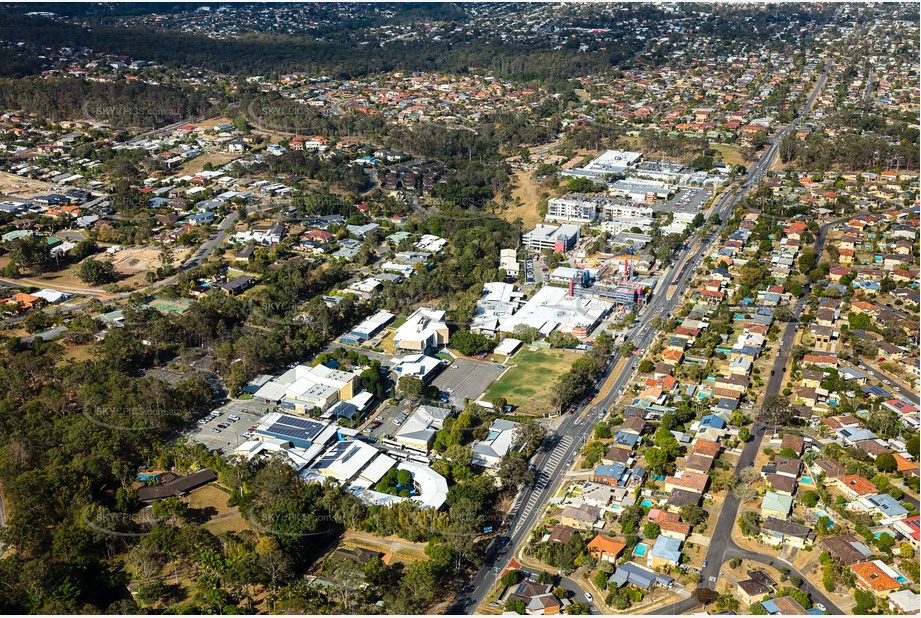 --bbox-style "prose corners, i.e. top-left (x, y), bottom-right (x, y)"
top-left (663, 215), bottom-right (847, 616)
